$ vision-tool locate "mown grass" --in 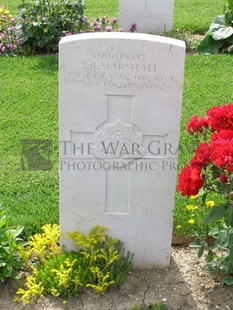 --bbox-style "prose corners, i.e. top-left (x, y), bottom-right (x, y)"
top-left (1, 55), bottom-right (232, 238)
top-left (1, 0), bottom-right (226, 32)
top-left (173, 0), bottom-right (226, 33)
top-left (1, 0), bottom-right (233, 238)
top-left (0, 56), bottom-right (59, 238)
